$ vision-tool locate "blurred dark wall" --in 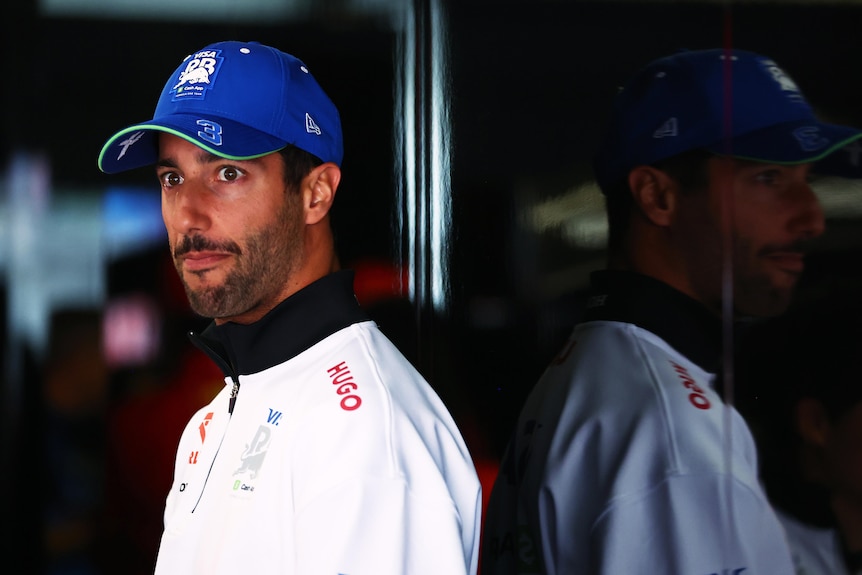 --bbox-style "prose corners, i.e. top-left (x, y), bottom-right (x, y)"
top-left (4, 2), bottom-right (862, 573)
